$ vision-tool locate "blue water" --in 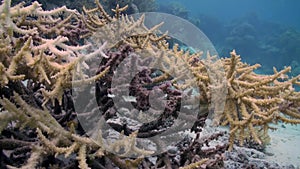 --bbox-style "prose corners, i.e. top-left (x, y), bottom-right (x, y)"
top-left (158, 0), bottom-right (300, 29)
top-left (156, 0), bottom-right (300, 84)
